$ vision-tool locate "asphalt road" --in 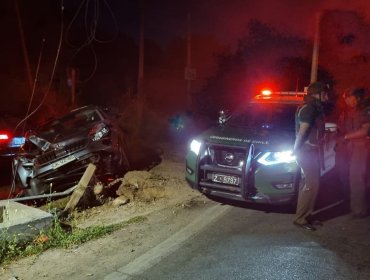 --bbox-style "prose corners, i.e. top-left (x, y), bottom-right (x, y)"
top-left (1, 155), bottom-right (369, 280)
top-left (1, 187), bottom-right (369, 280)
top-left (105, 201), bottom-right (370, 280)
